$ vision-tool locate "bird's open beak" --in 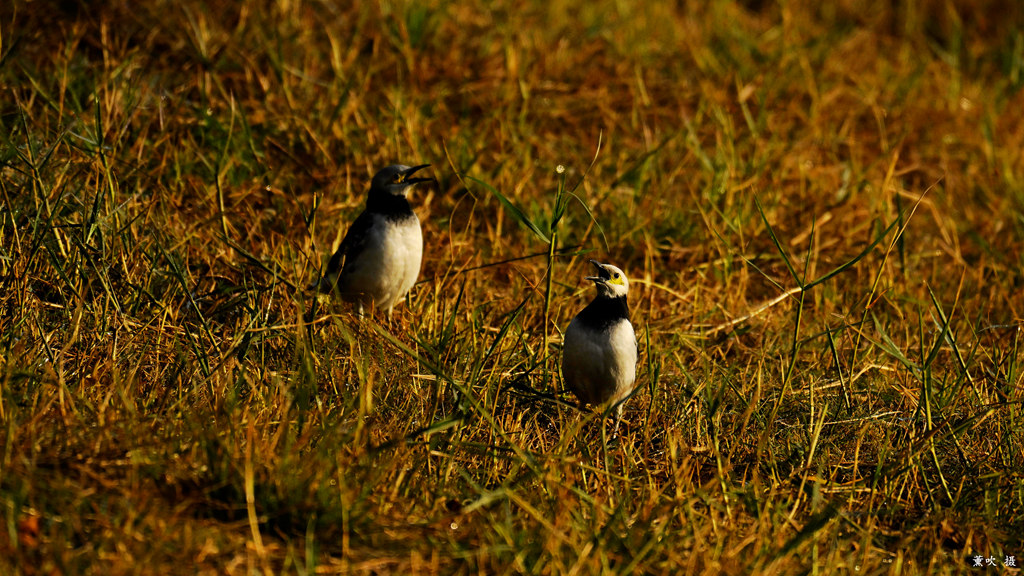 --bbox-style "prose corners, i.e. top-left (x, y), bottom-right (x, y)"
top-left (401, 164), bottom-right (434, 185)
top-left (585, 259), bottom-right (611, 284)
